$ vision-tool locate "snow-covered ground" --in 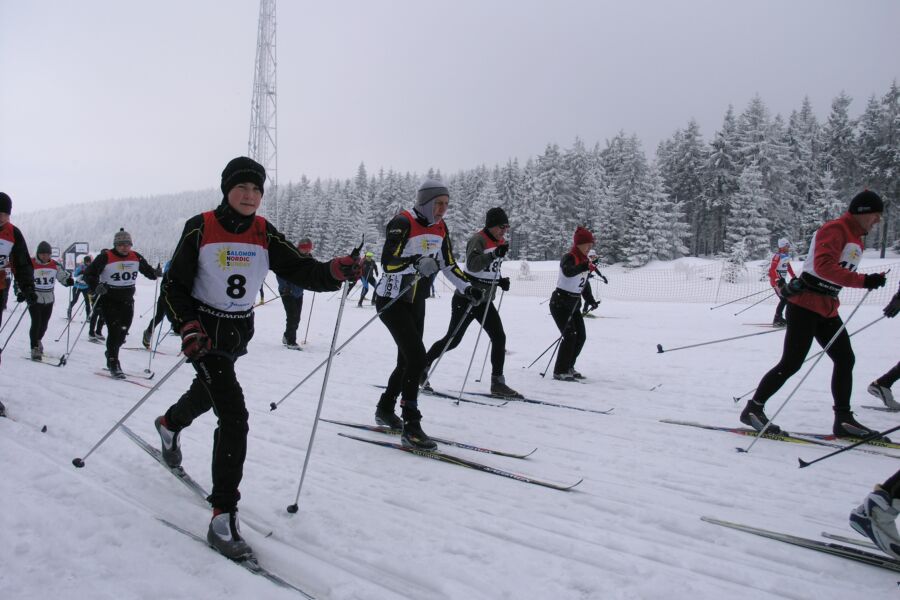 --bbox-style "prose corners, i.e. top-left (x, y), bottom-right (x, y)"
top-left (1, 258), bottom-right (898, 599)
